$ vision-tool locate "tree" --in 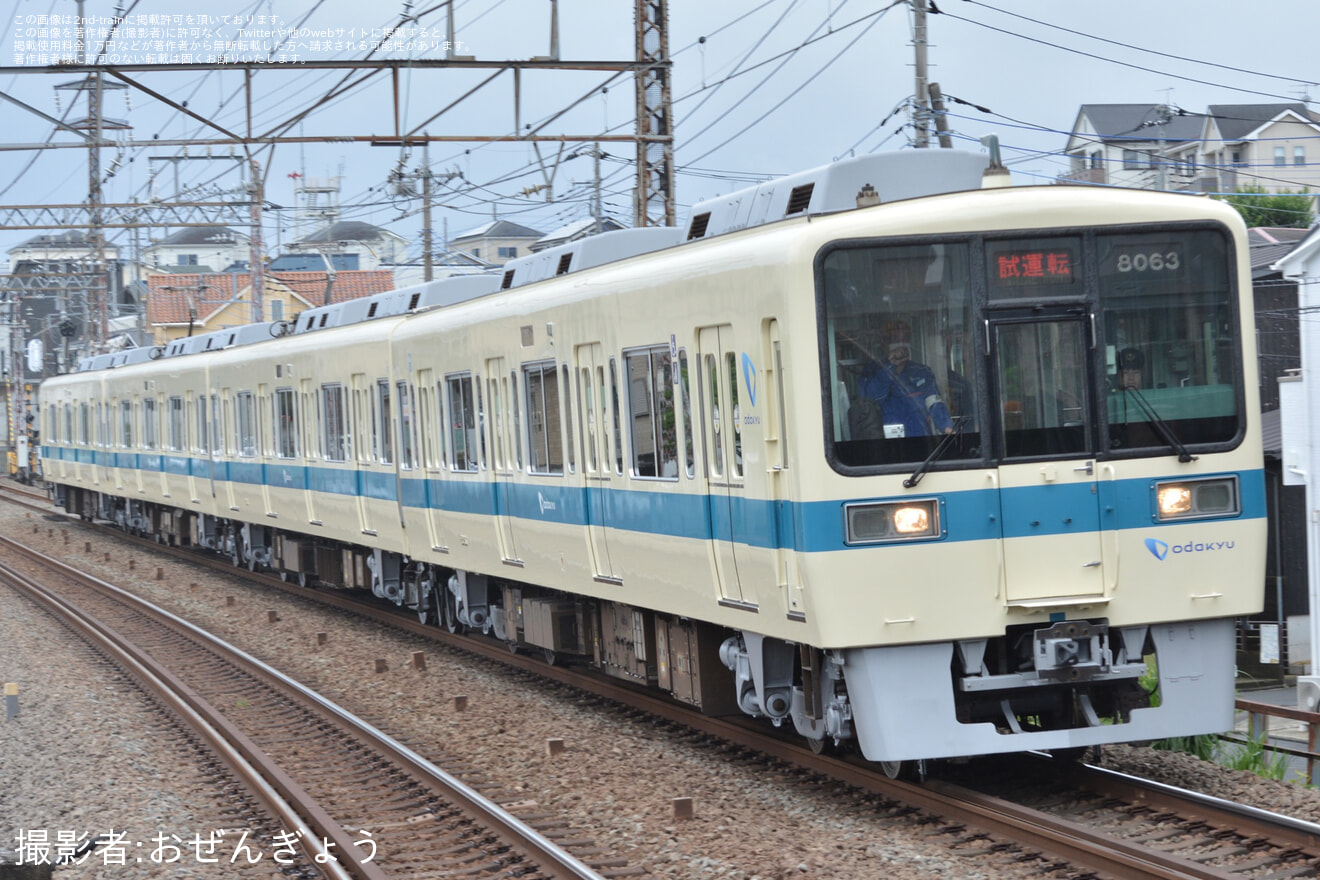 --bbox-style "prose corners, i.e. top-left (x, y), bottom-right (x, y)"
top-left (1216, 185), bottom-right (1316, 228)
